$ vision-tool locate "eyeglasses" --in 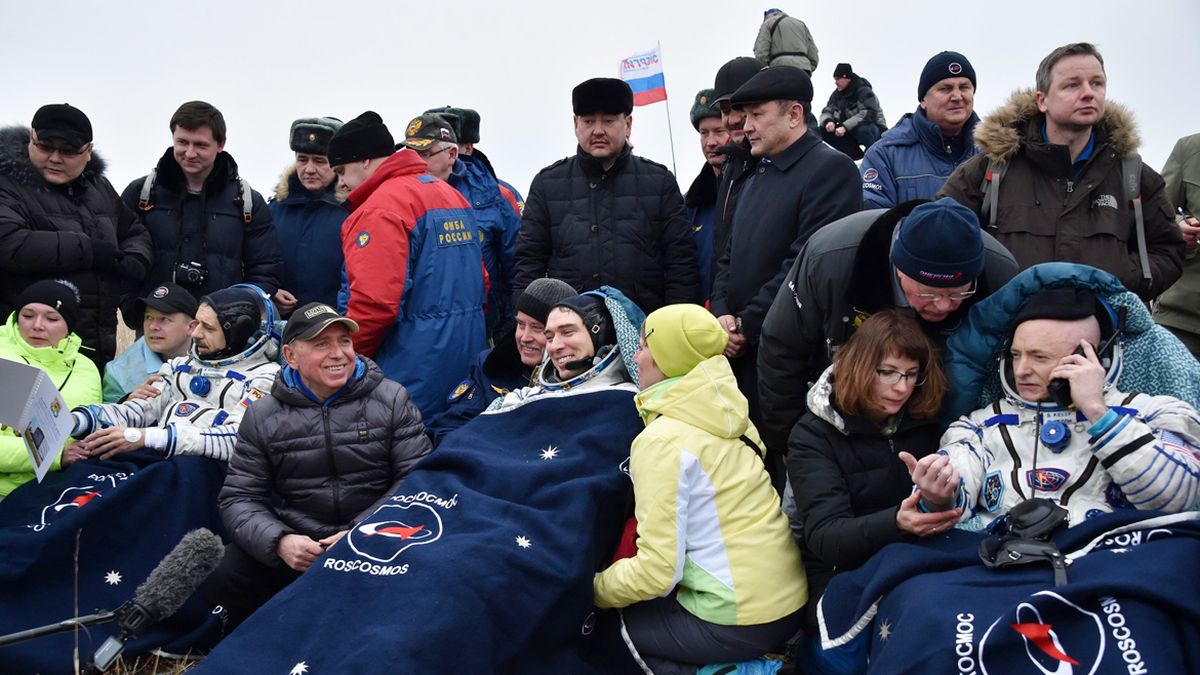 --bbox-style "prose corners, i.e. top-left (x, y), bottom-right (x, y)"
top-left (31, 140), bottom-right (88, 158)
top-left (913, 280), bottom-right (977, 303)
top-left (876, 369), bottom-right (927, 386)
top-left (417, 146), bottom-right (450, 160)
